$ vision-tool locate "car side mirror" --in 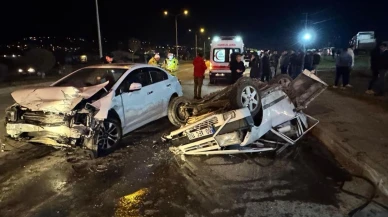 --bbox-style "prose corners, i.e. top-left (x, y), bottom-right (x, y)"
top-left (129, 82), bottom-right (142, 92)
